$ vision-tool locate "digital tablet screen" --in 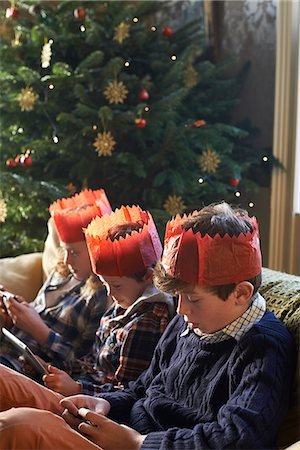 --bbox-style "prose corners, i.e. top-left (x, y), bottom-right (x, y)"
top-left (1, 327), bottom-right (49, 375)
